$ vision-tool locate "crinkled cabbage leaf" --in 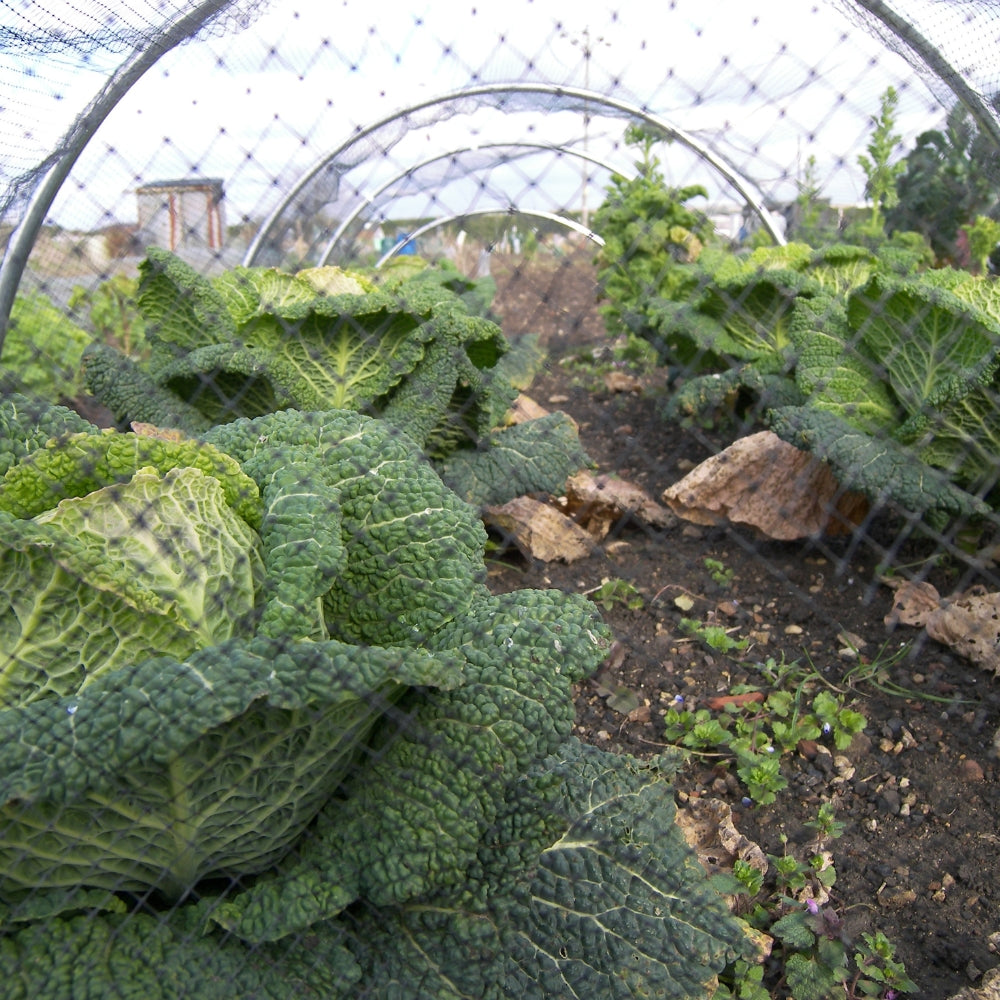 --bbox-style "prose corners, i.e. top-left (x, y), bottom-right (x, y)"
top-left (0, 636), bottom-right (462, 905)
top-left (0, 467), bottom-right (263, 707)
